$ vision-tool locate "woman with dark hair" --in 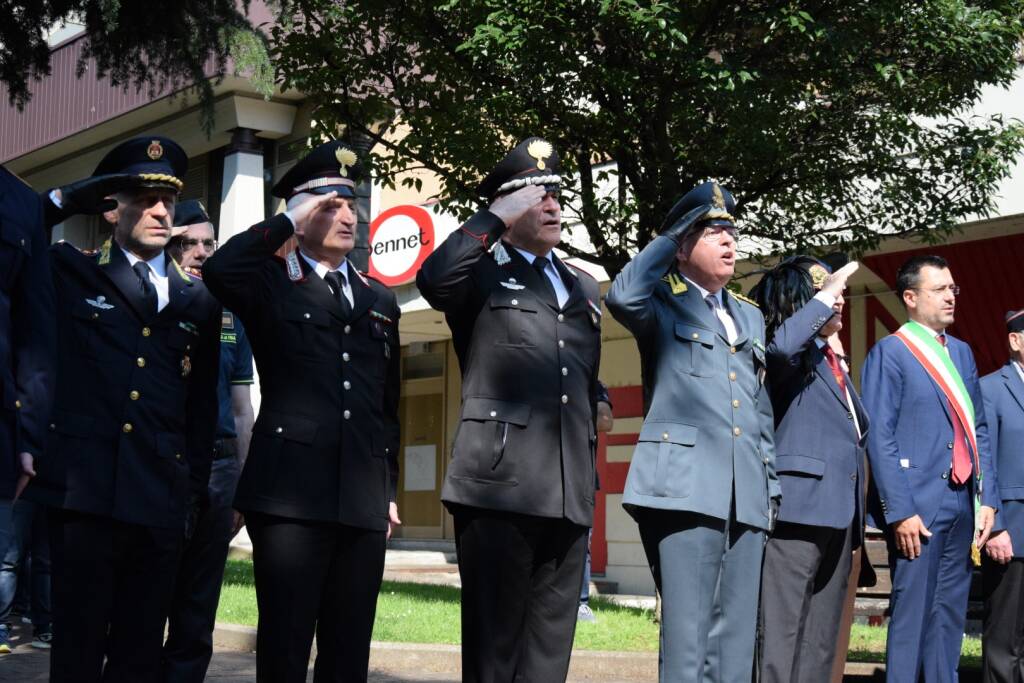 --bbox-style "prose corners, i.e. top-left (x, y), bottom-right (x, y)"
top-left (750, 257), bottom-right (871, 683)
